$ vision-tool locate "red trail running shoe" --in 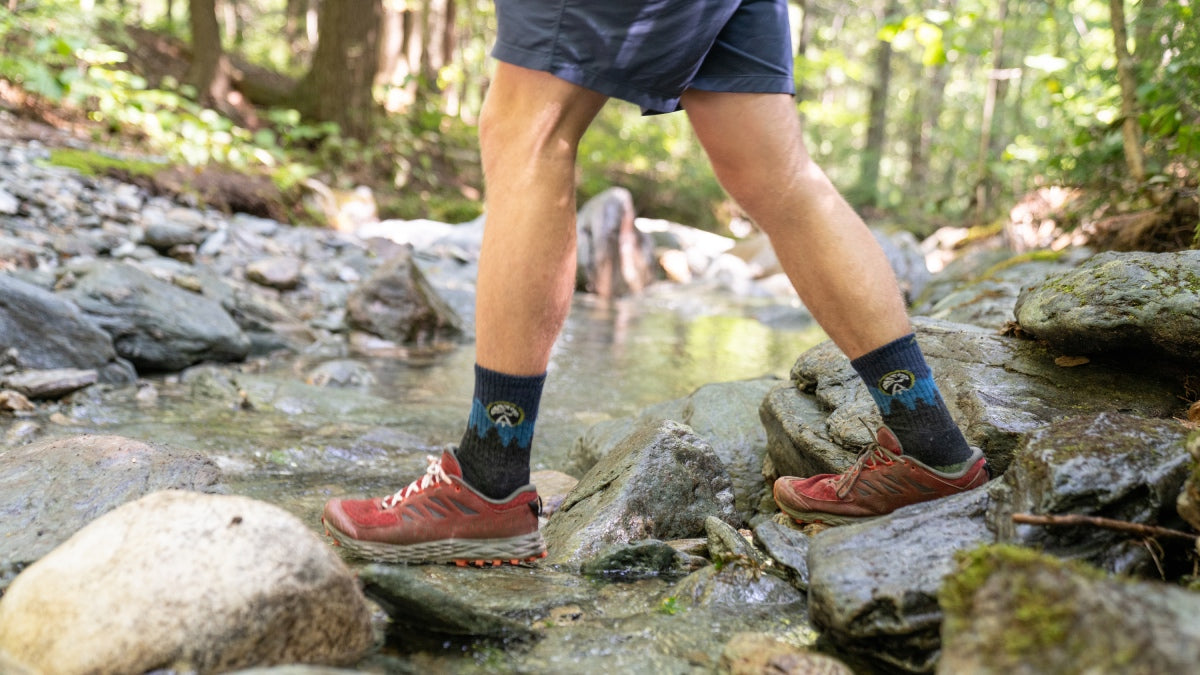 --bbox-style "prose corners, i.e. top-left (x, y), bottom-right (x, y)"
top-left (322, 448), bottom-right (546, 566)
top-left (773, 426), bottom-right (990, 526)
